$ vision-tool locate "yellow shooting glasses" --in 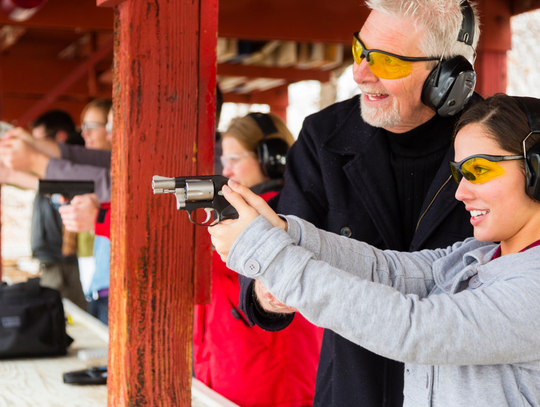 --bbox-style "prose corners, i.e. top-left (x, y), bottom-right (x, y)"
top-left (352, 32), bottom-right (440, 80)
top-left (450, 154), bottom-right (523, 184)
